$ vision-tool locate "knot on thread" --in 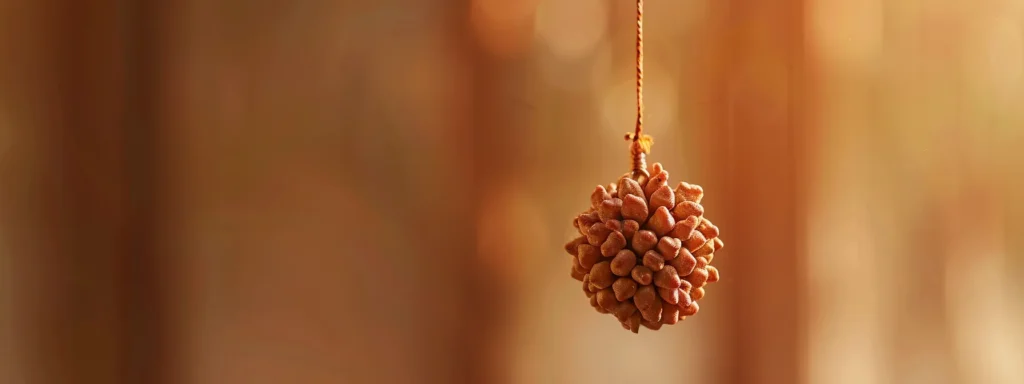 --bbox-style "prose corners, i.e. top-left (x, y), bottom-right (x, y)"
top-left (625, 133), bottom-right (654, 177)
top-left (624, 132), bottom-right (654, 154)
